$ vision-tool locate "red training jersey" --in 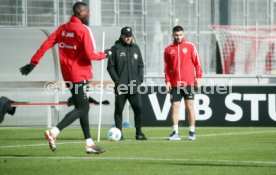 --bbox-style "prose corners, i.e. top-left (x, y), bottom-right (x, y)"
top-left (30, 16), bottom-right (106, 82)
top-left (164, 38), bottom-right (202, 87)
